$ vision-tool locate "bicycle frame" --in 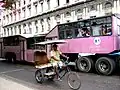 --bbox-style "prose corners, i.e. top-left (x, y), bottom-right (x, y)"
top-left (57, 58), bottom-right (71, 79)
